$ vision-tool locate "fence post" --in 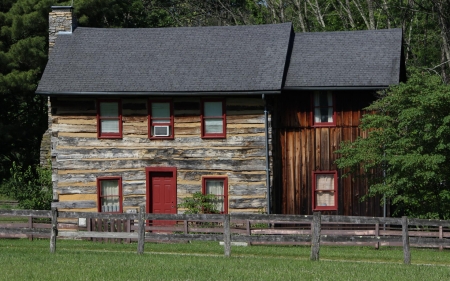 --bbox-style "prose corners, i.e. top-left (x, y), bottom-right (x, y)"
top-left (310, 212), bottom-right (321, 261)
top-left (50, 208), bottom-right (57, 253)
top-left (28, 216), bottom-right (33, 241)
top-left (137, 205), bottom-right (145, 255)
top-left (126, 219), bottom-right (131, 244)
top-left (375, 223), bottom-right (380, 249)
top-left (223, 214), bottom-right (231, 257)
top-left (439, 225), bottom-right (443, 251)
top-left (402, 216), bottom-right (411, 264)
